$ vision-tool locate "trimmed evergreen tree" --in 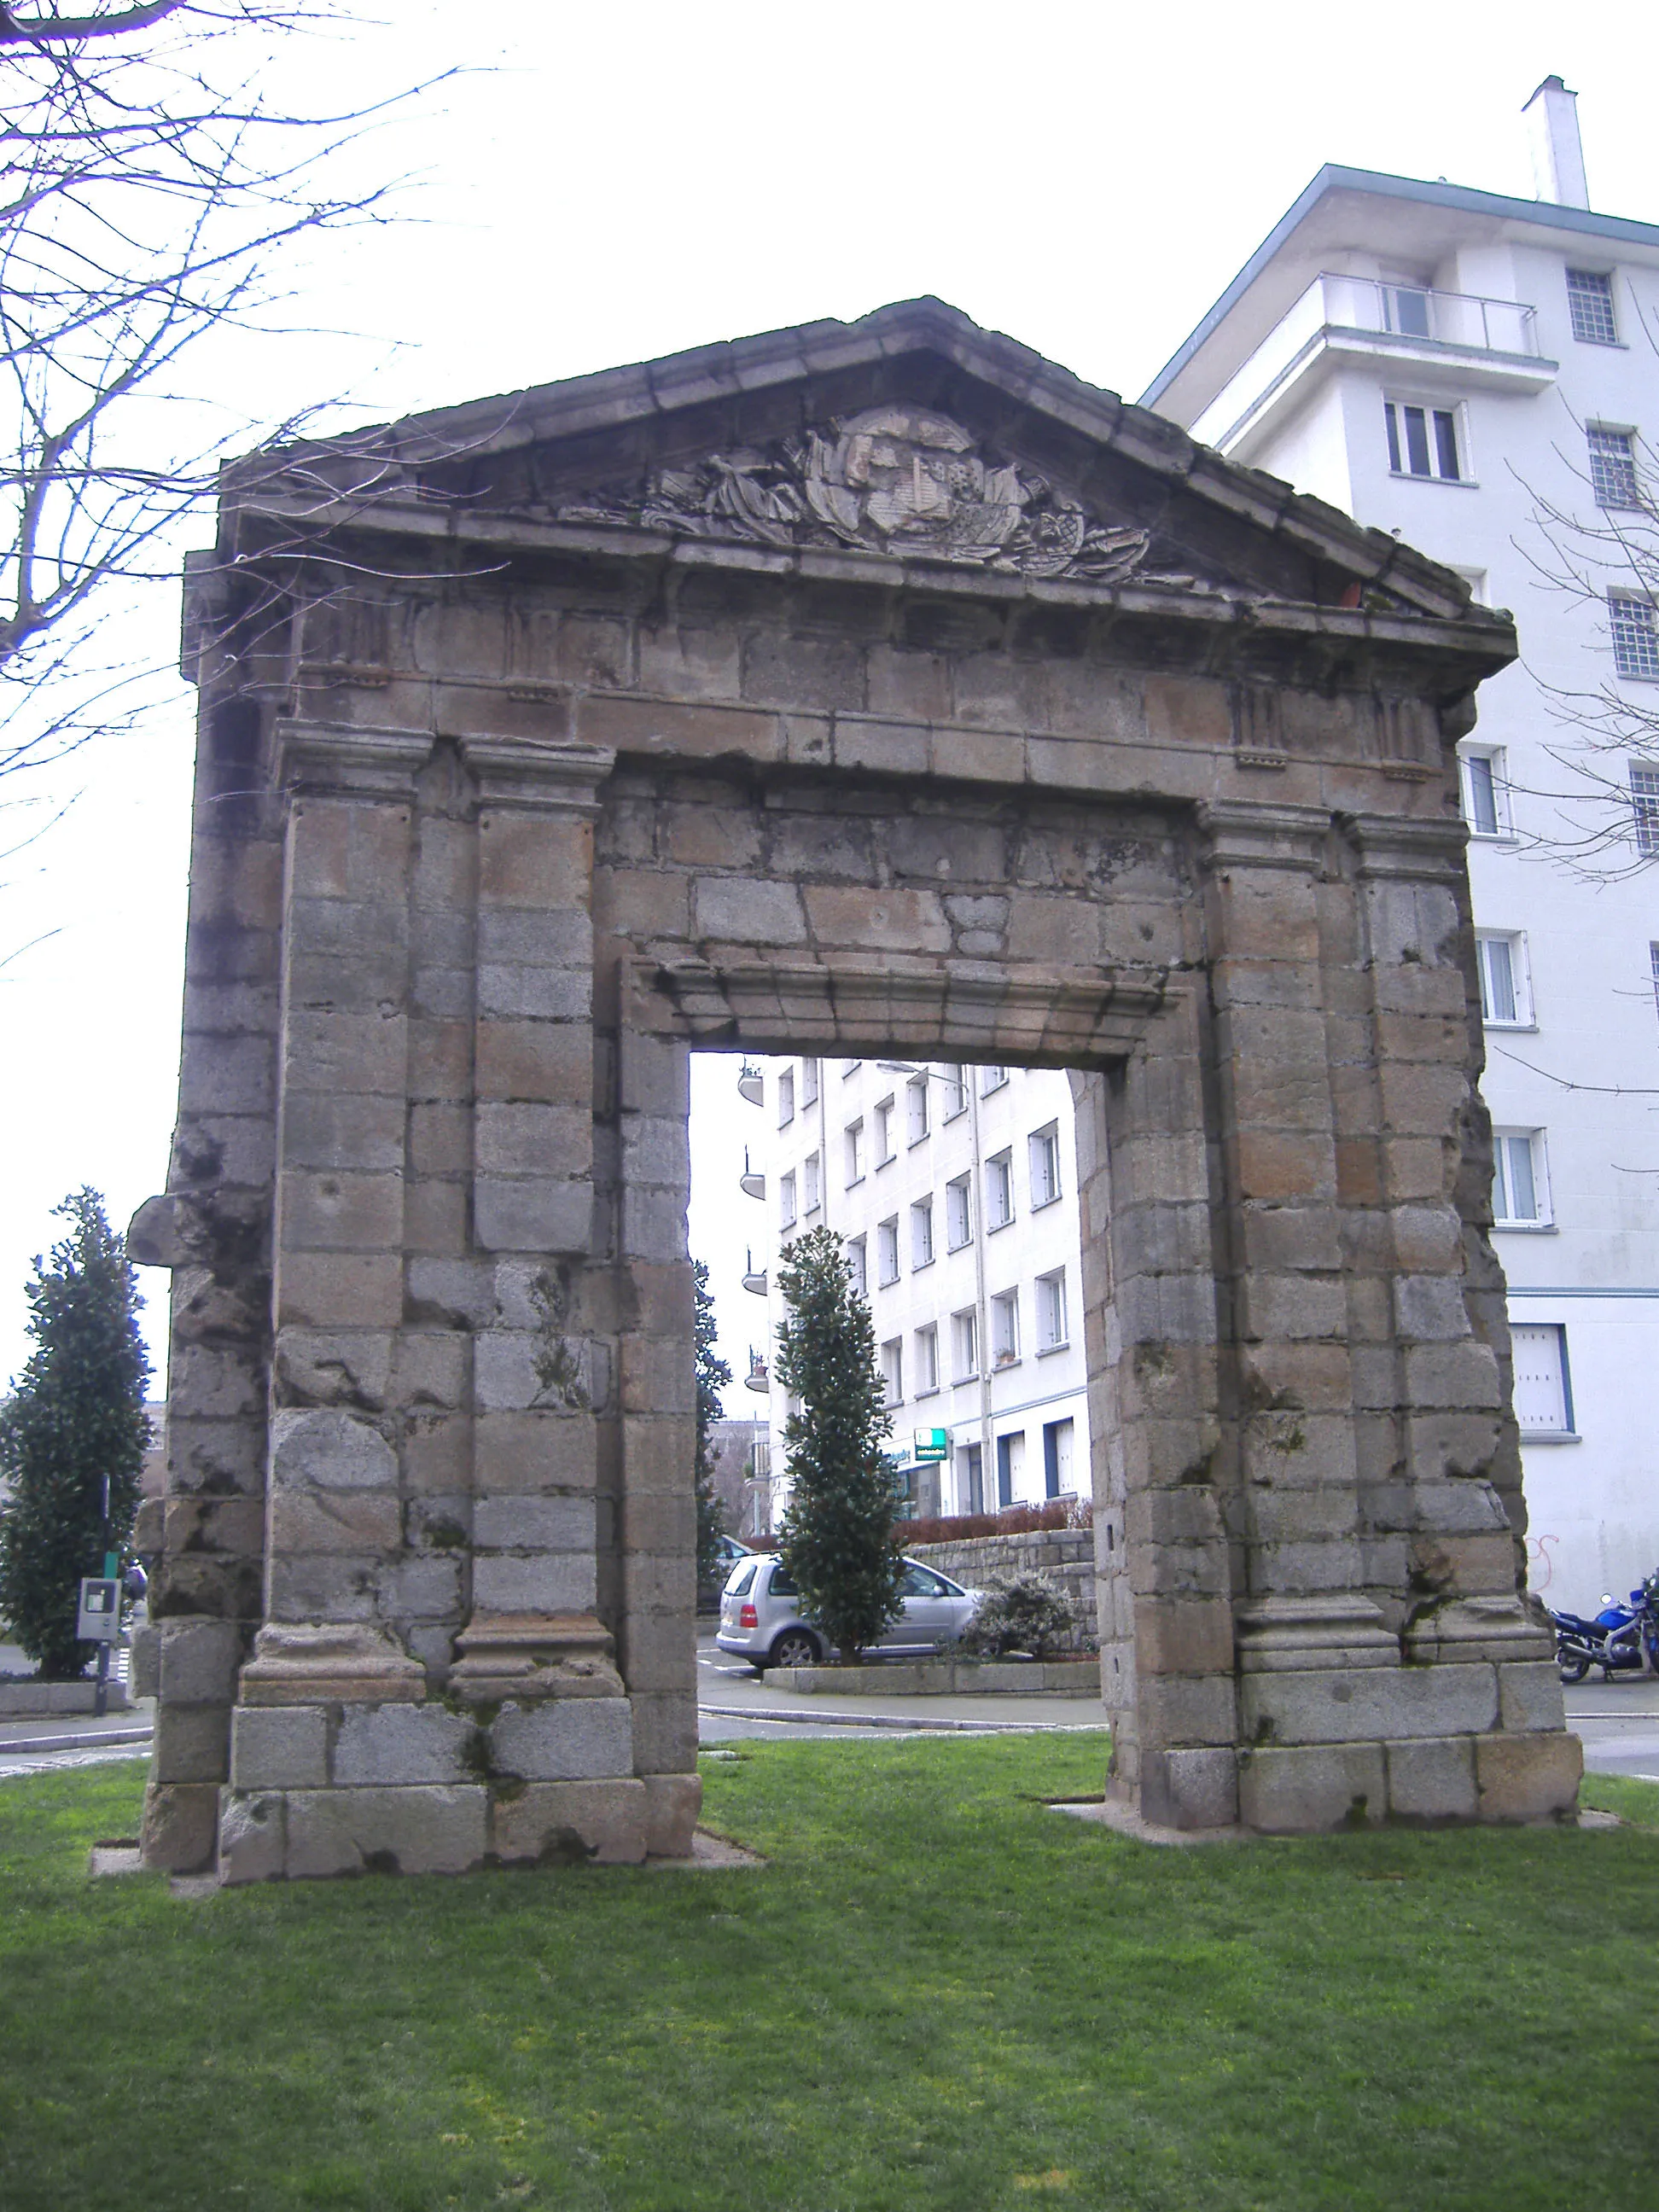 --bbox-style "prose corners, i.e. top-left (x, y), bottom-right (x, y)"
top-left (0, 1190), bottom-right (151, 1678)
top-left (775, 1224), bottom-right (903, 1663)
top-left (693, 1259), bottom-right (732, 1586)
